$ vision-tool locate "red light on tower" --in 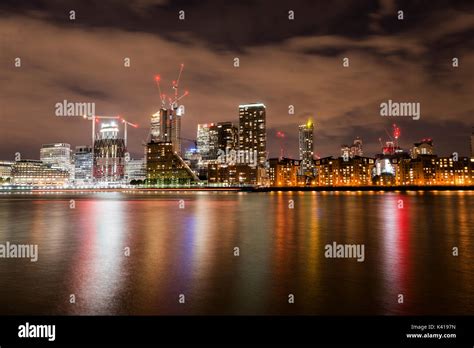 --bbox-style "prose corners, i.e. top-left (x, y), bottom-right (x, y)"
top-left (154, 75), bottom-right (161, 81)
top-left (393, 124), bottom-right (400, 139)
